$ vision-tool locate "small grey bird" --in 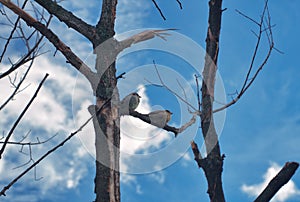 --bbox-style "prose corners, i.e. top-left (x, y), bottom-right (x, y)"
top-left (148, 110), bottom-right (173, 128)
top-left (119, 93), bottom-right (141, 115)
